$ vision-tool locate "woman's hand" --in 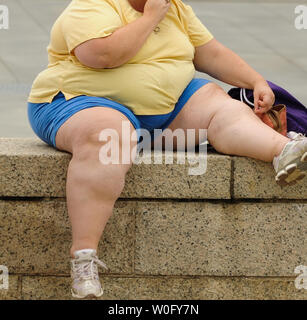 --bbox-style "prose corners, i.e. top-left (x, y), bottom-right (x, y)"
top-left (193, 40), bottom-right (276, 113)
top-left (143, 0), bottom-right (171, 26)
top-left (253, 79), bottom-right (275, 114)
